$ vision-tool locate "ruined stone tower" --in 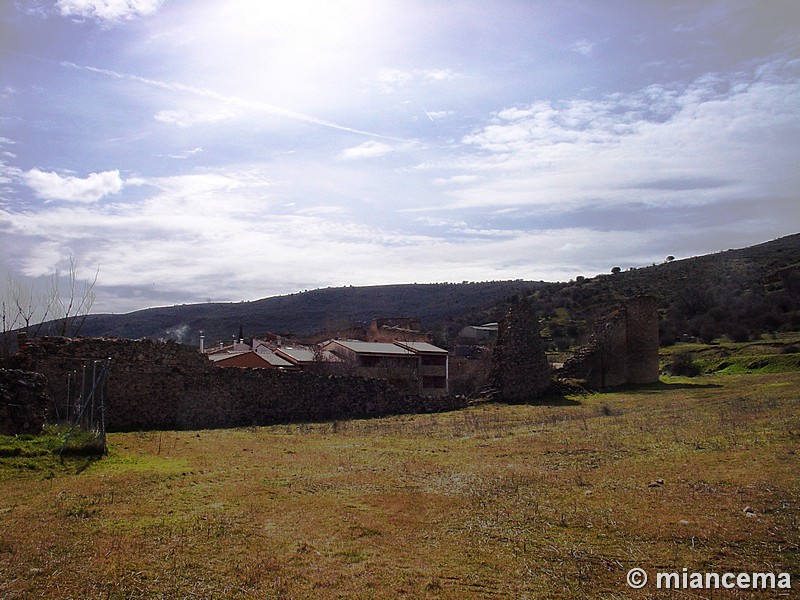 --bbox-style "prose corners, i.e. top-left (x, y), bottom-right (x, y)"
top-left (490, 299), bottom-right (551, 401)
top-left (559, 295), bottom-right (659, 388)
top-left (624, 295), bottom-right (660, 384)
